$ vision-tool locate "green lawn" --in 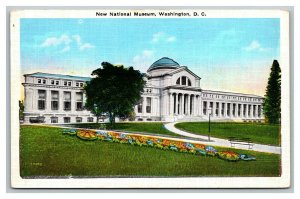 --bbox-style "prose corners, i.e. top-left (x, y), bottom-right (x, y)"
top-left (70, 122), bottom-right (181, 138)
top-left (20, 125), bottom-right (281, 177)
top-left (175, 122), bottom-right (281, 146)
